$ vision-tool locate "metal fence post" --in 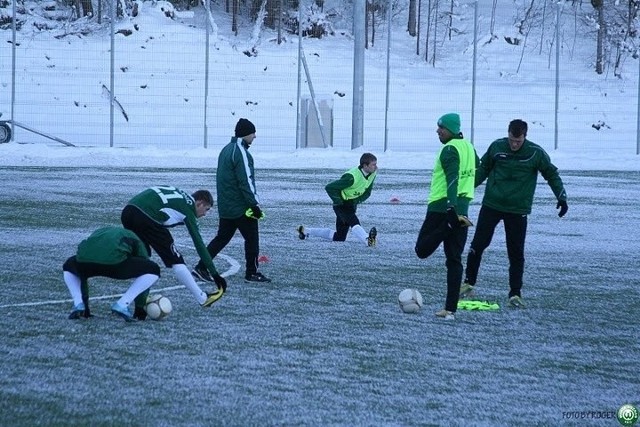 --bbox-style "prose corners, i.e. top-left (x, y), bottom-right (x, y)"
top-left (351, 0), bottom-right (365, 149)
top-left (470, 1), bottom-right (478, 144)
top-left (383, 0), bottom-right (392, 152)
top-left (110, 0), bottom-right (115, 148)
top-left (295, 1), bottom-right (303, 149)
top-left (204, 0), bottom-right (211, 148)
top-left (554, 4), bottom-right (561, 151)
